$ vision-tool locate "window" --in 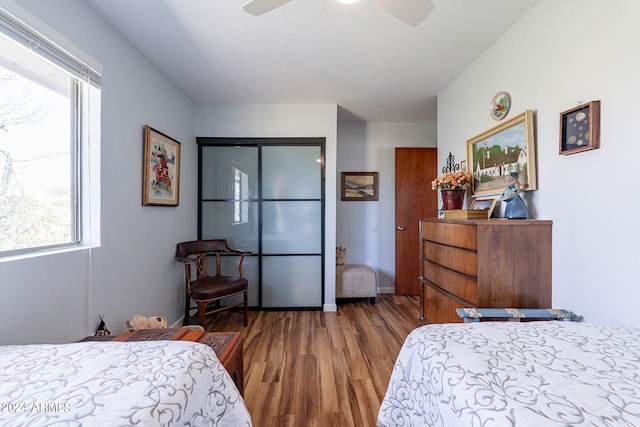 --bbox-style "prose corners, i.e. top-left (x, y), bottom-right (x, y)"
top-left (233, 166), bottom-right (249, 224)
top-left (0, 8), bottom-right (101, 255)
